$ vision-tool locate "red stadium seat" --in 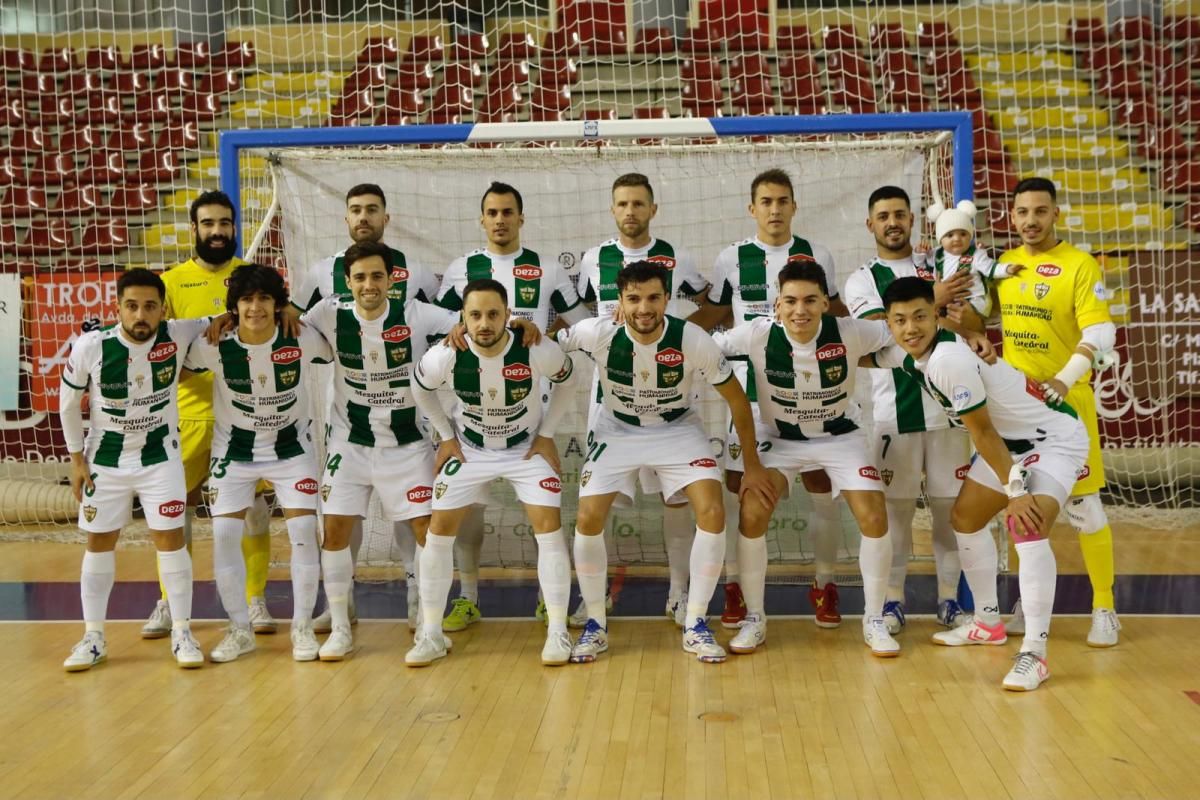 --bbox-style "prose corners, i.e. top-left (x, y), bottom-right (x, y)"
top-left (1165, 16), bottom-right (1200, 41)
top-left (84, 90), bottom-right (124, 124)
top-left (483, 62), bottom-right (529, 116)
top-left (374, 108), bottom-right (418, 126)
top-left (80, 150), bottom-right (126, 185)
top-left (330, 88), bottom-right (377, 126)
top-left (775, 25), bottom-right (812, 52)
top-left (358, 37), bottom-right (399, 64)
top-left (383, 84), bottom-right (426, 117)
top-left (63, 72), bottom-right (102, 98)
top-left (633, 27), bottom-right (675, 55)
top-left (8, 126), bottom-right (47, 155)
top-left (543, 29), bottom-right (582, 56)
top-left (731, 77), bottom-right (775, 115)
top-left (106, 122), bottom-right (153, 153)
top-left (84, 46), bottom-right (121, 72)
top-left (0, 153), bottom-right (26, 187)
top-left (1140, 127), bottom-right (1194, 159)
top-left (109, 184), bottom-right (158, 213)
top-left (869, 23), bottom-right (908, 50)
top-left (38, 95), bottom-right (76, 125)
top-left (1096, 66), bottom-right (1147, 98)
top-left (529, 86), bottom-right (570, 120)
top-left (681, 78), bottom-right (723, 117)
top-left (179, 92), bottom-right (221, 124)
top-left (0, 186), bottom-right (48, 218)
top-left (1, 48), bottom-right (35, 72)
top-left (56, 185), bottom-right (100, 215)
top-left (680, 57), bottom-right (721, 81)
top-left (1112, 96), bottom-right (1159, 128)
top-left (1077, 44), bottom-right (1124, 71)
top-left (157, 118), bottom-right (201, 150)
top-left (21, 72), bottom-right (58, 101)
top-left (822, 24), bottom-right (863, 51)
top-left (59, 125), bottom-right (99, 154)
top-left (28, 153), bottom-right (74, 187)
top-left (430, 64), bottom-right (478, 122)
top-left (778, 53), bottom-right (818, 79)
top-left (0, 94), bottom-right (30, 127)
top-left (129, 90), bottom-right (172, 123)
top-left (975, 129), bottom-right (1007, 163)
top-left (395, 62), bottom-right (434, 92)
top-left (199, 70), bottom-right (242, 95)
top-left (579, 108), bottom-right (618, 121)
top-left (496, 32), bottom-right (537, 61)
top-left (922, 48), bottom-right (965, 77)
top-left (1162, 161), bottom-right (1200, 193)
top-left (1065, 18), bottom-right (1107, 45)
top-left (129, 43), bottom-right (166, 70)
top-left (694, 0), bottom-right (768, 52)
top-left (135, 149), bottom-right (183, 183)
top-left (343, 64), bottom-right (388, 94)
top-left (75, 217), bottom-right (129, 255)
top-left (832, 76), bottom-right (877, 112)
top-left (975, 163), bottom-right (1016, 200)
top-left (0, 223), bottom-right (17, 248)
top-left (1159, 64), bottom-right (1200, 97)
top-left (577, 20), bottom-right (628, 55)
top-left (211, 40), bottom-right (256, 69)
top-left (454, 33), bottom-right (488, 60)
top-left (728, 53), bottom-right (769, 81)
top-left (21, 215), bottom-right (74, 255)
top-left (155, 68), bottom-right (195, 92)
top-left (933, 72), bottom-right (982, 107)
top-left (173, 41), bottom-right (210, 69)
top-left (779, 64), bottom-right (823, 111)
top-left (108, 70), bottom-right (151, 96)
top-left (827, 51), bottom-right (871, 79)
top-left (1111, 16), bottom-right (1157, 43)
top-left (536, 58), bottom-right (577, 90)
top-left (881, 74), bottom-right (926, 111)
top-left (38, 47), bottom-right (76, 73)
top-left (1172, 95), bottom-right (1200, 125)
top-left (916, 22), bottom-right (957, 48)
top-left (404, 35), bottom-right (444, 63)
